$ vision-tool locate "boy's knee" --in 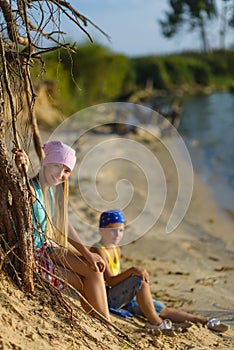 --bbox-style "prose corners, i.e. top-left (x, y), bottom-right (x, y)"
top-left (129, 275), bottom-right (142, 290)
